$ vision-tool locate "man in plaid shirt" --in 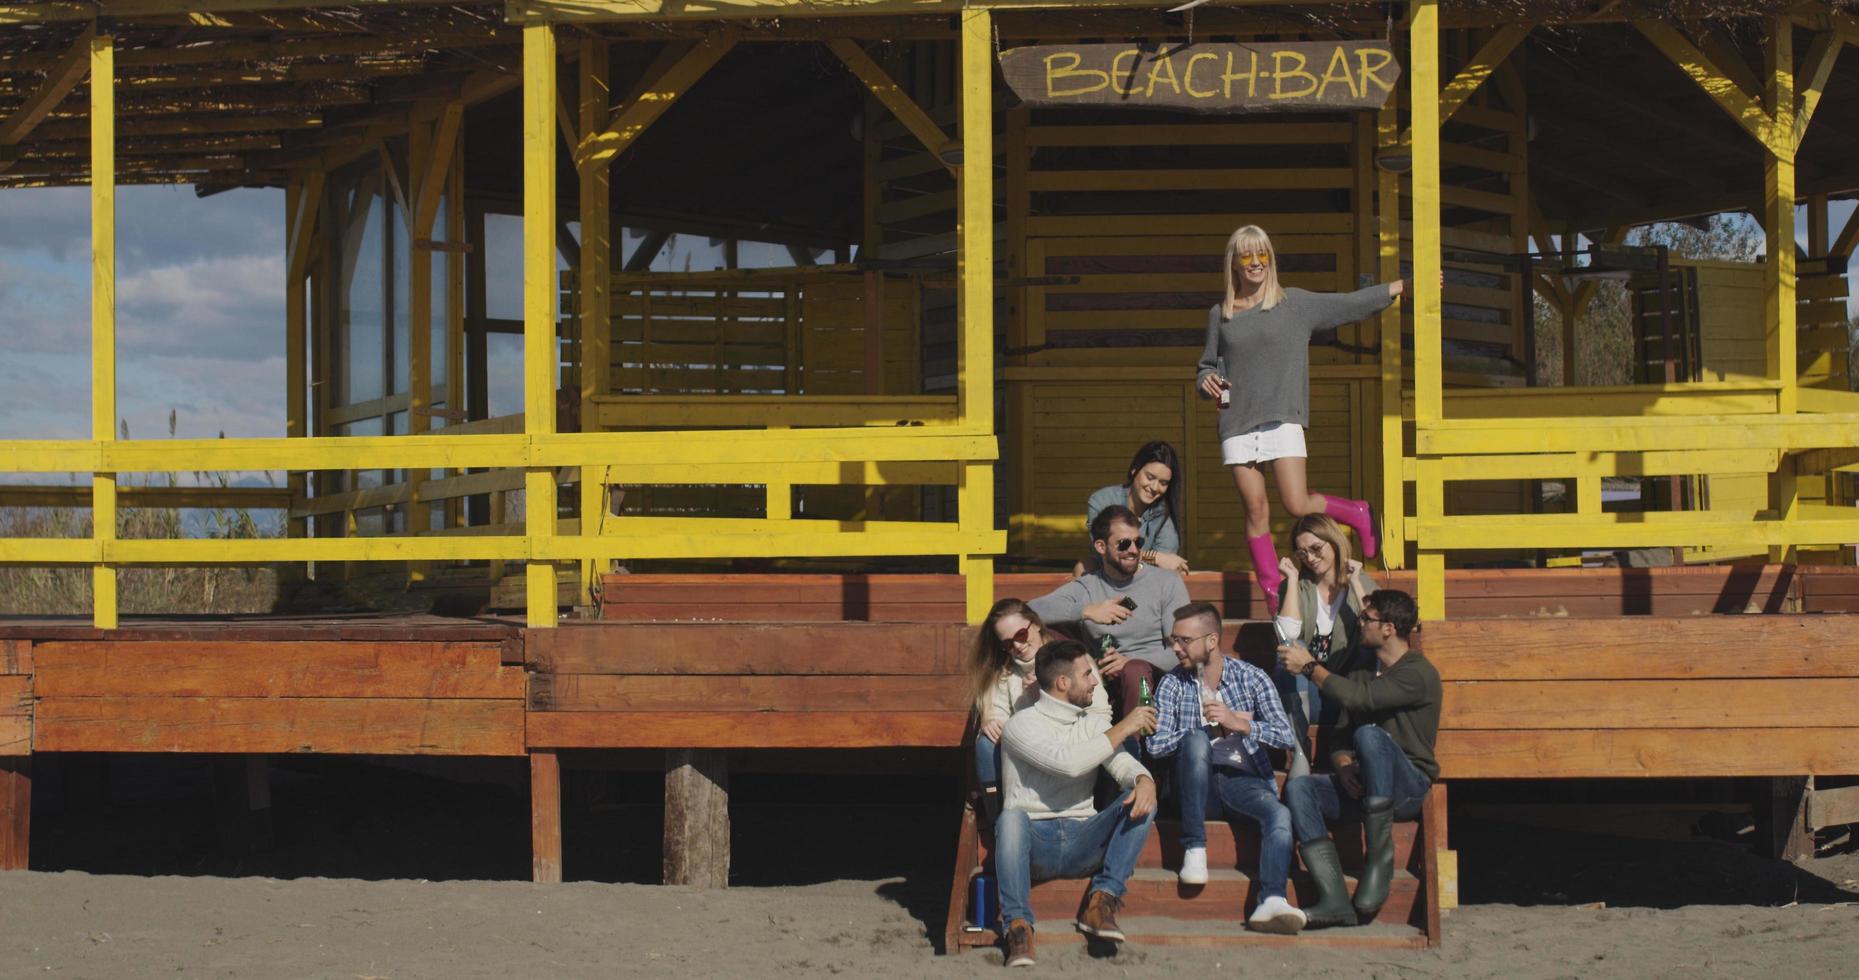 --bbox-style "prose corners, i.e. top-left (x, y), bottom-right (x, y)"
top-left (1148, 601), bottom-right (1305, 934)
